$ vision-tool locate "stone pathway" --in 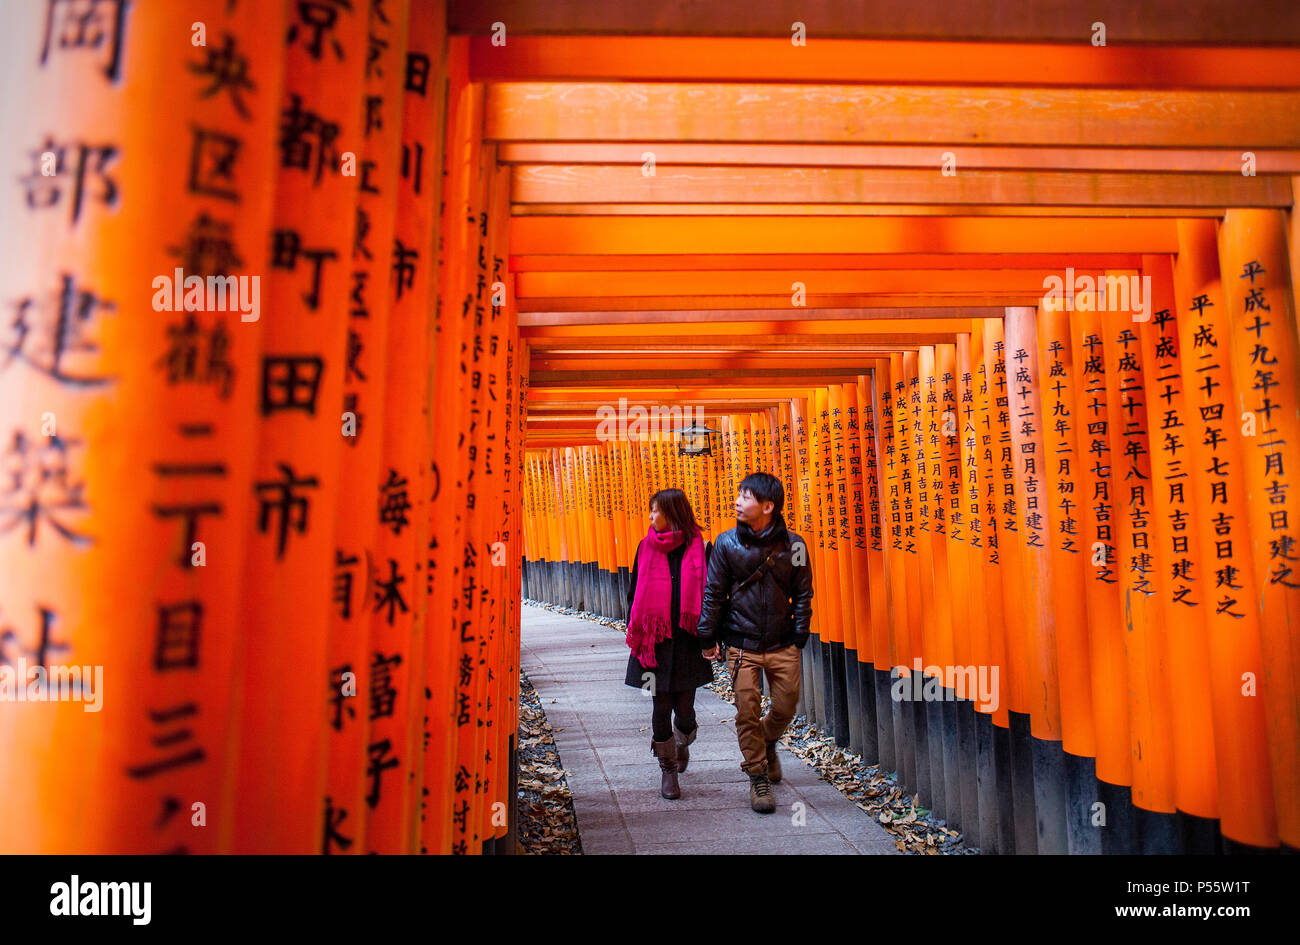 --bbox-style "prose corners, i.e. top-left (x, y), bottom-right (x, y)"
top-left (520, 604), bottom-right (899, 855)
